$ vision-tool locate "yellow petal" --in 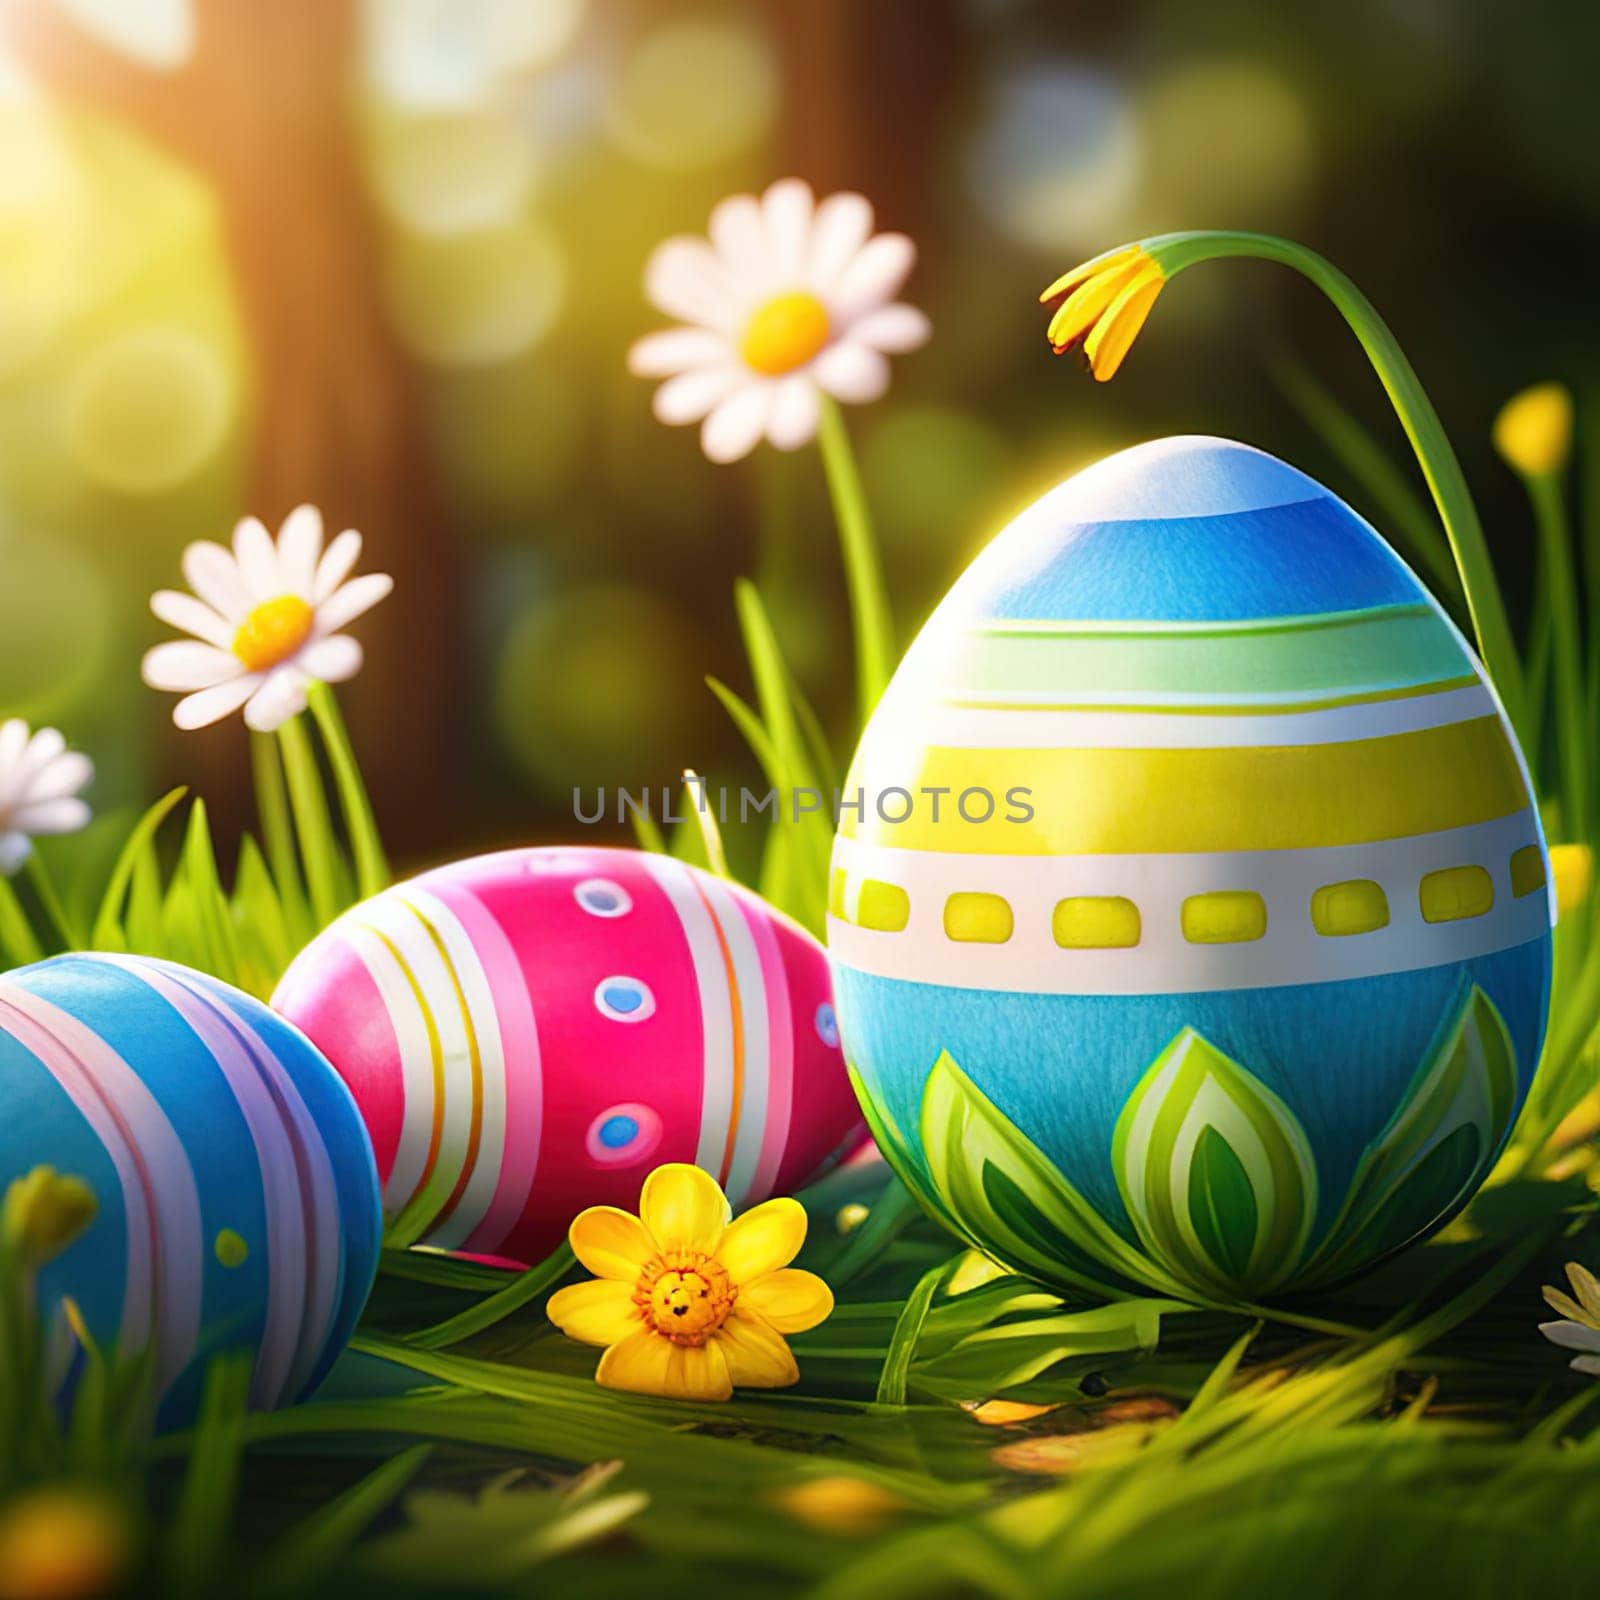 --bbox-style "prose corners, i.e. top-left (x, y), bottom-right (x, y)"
top-left (716, 1308), bottom-right (800, 1388)
top-left (771, 1475), bottom-right (905, 1536)
top-left (568, 1206), bottom-right (657, 1281)
top-left (1567, 1260), bottom-right (1600, 1320)
top-left (547, 1279), bottom-right (641, 1347)
top-left (1552, 843), bottom-right (1592, 918)
top-left (1084, 268), bottom-right (1163, 382)
top-left (639, 1163), bottom-right (729, 1254)
top-left (718, 1197), bottom-right (807, 1283)
top-left (1038, 243), bottom-right (1142, 305)
top-left (1492, 382), bottom-right (1573, 477)
top-left (967, 1399), bottom-right (1061, 1426)
top-left (1045, 256), bottom-right (1144, 351)
top-left (595, 1328), bottom-right (732, 1401)
top-left (738, 1267), bottom-right (834, 1333)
